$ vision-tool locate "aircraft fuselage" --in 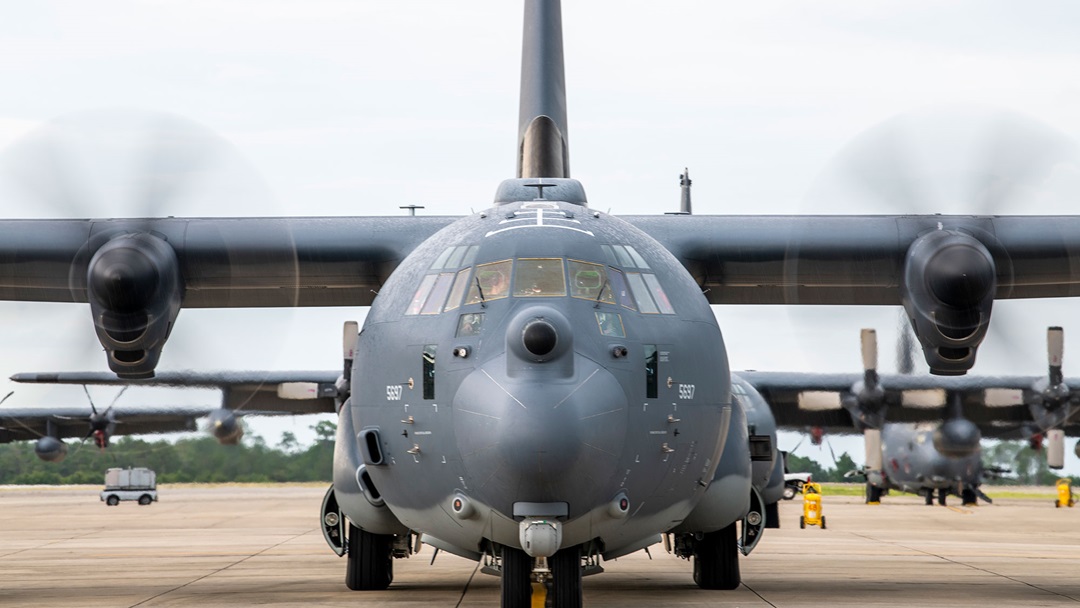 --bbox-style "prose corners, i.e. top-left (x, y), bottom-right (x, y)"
top-left (335, 199), bottom-right (739, 558)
